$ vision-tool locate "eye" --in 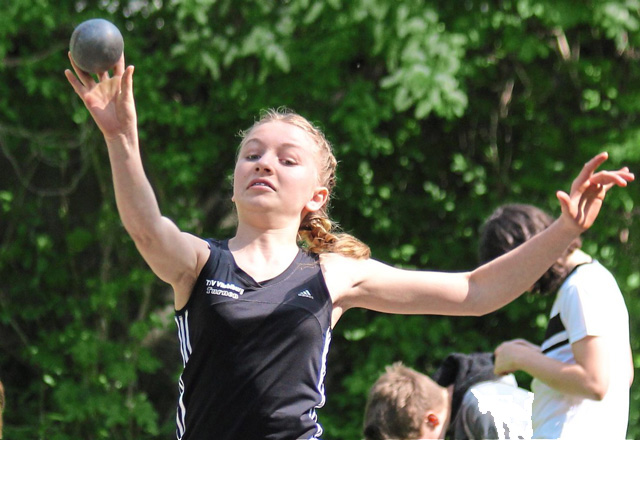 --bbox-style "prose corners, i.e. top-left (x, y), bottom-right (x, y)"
top-left (245, 153), bottom-right (261, 161)
top-left (281, 158), bottom-right (298, 166)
